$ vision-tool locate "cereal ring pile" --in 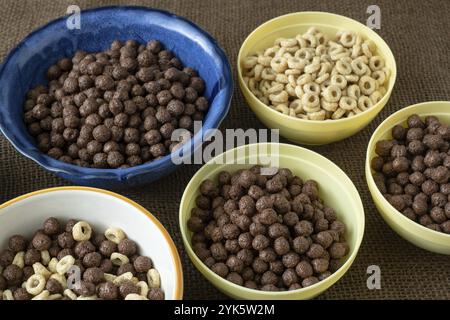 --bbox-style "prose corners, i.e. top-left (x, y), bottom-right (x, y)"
top-left (242, 27), bottom-right (390, 120)
top-left (23, 39), bottom-right (208, 168)
top-left (187, 166), bottom-right (349, 291)
top-left (372, 114), bottom-right (450, 234)
top-left (0, 218), bottom-right (164, 300)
